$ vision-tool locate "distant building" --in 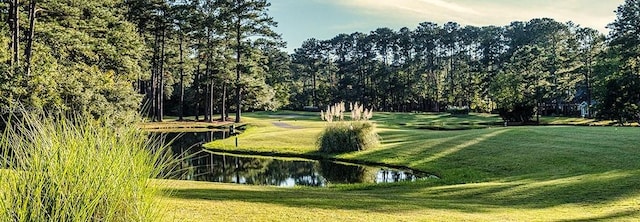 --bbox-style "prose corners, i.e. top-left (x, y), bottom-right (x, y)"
top-left (578, 101), bottom-right (589, 118)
